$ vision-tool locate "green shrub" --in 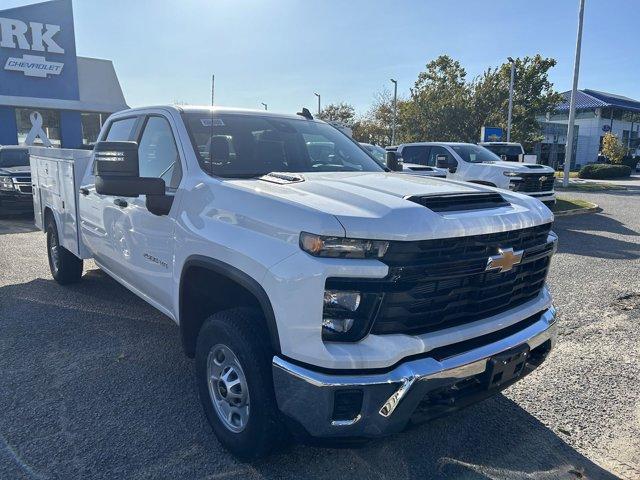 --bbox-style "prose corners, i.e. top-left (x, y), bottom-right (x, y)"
top-left (578, 164), bottom-right (632, 179)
